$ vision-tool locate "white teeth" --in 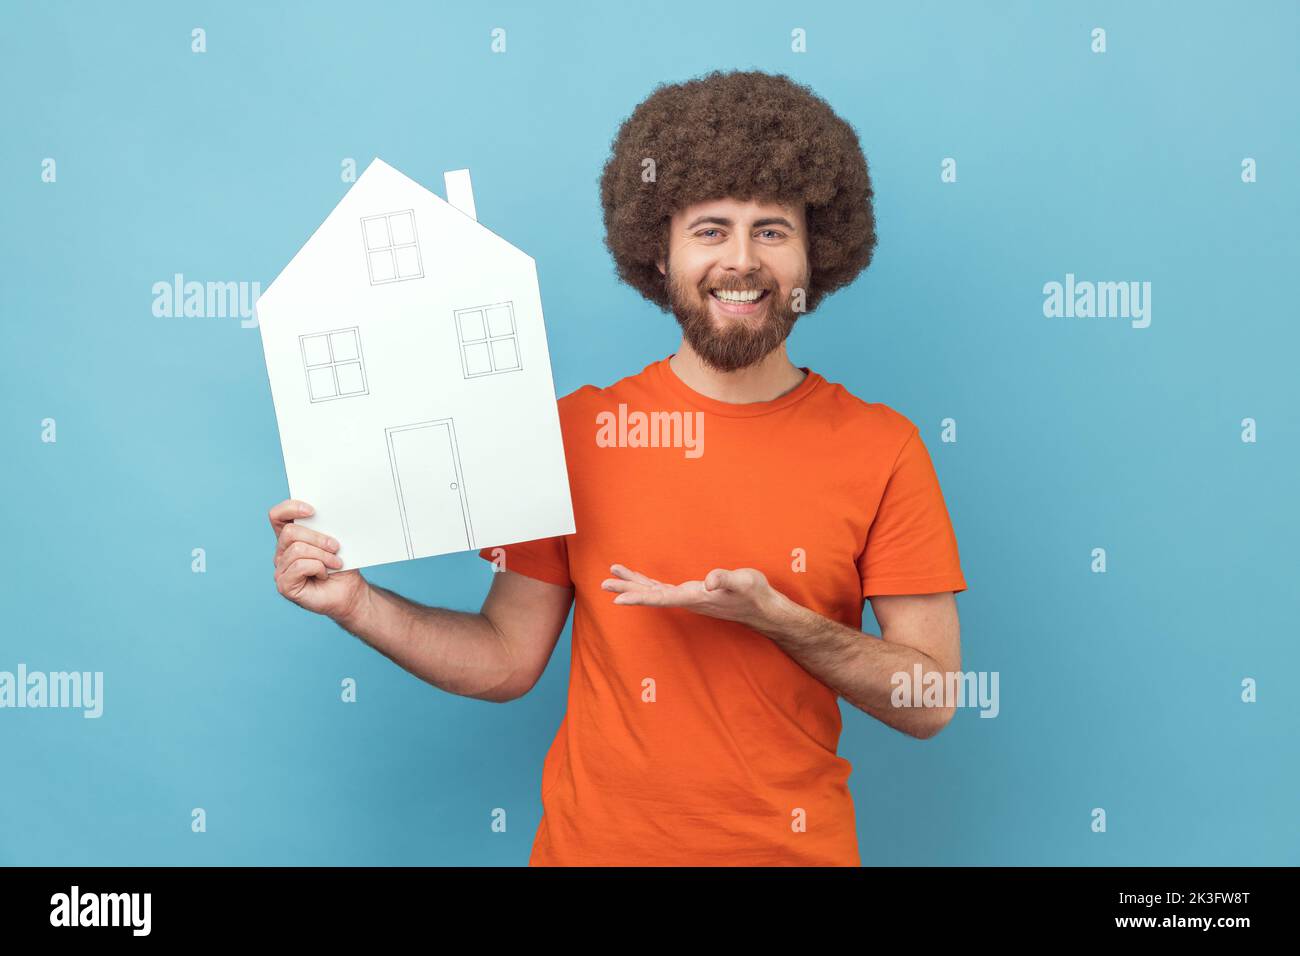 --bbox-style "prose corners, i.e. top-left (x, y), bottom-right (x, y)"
top-left (711, 289), bottom-right (764, 303)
